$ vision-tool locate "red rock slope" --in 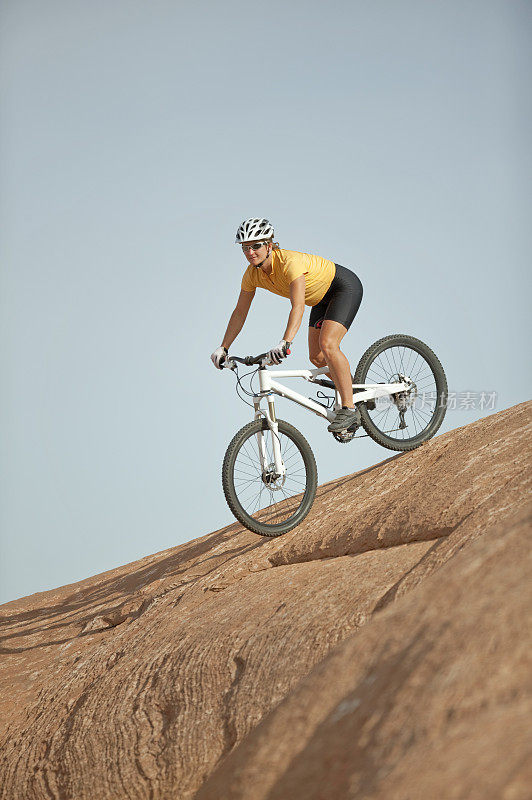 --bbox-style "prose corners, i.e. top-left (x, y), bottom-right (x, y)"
top-left (0, 401), bottom-right (530, 800)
